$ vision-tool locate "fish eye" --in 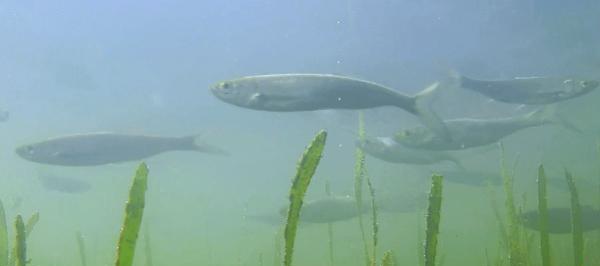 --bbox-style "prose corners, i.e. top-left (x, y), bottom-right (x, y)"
top-left (221, 82), bottom-right (230, 89)
top-left (23, 146), bottom-right (34, 154)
